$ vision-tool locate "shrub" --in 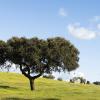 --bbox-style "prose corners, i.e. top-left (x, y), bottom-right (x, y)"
top-left (93, 81), bottom-right (100, 85)
top-left (70, 79), bottom-right (74, 83)
top-left (87, 81), bottom-right (90, 84)
top-left (43, 74), bottom-right (55, 79)
top-left (57, 77), bottom-right (62, 81)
